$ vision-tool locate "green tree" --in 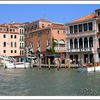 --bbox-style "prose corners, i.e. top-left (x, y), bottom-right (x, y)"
top-left (49, 38), bottom-right (57, 54)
